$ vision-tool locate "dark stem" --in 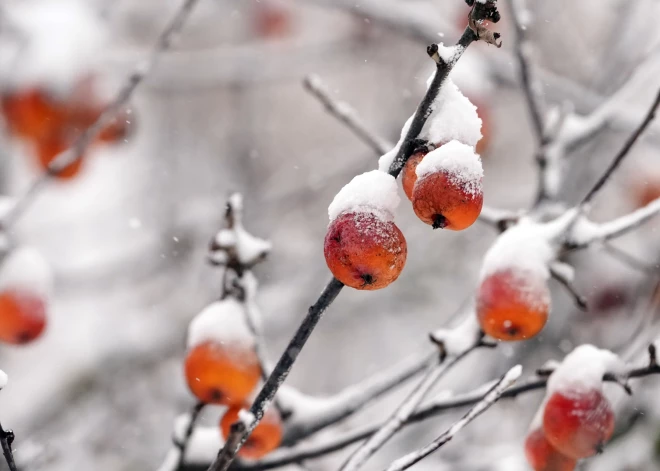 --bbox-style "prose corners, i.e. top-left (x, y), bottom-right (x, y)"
top-left (580, 86), bottom-right (660, 206)
top-left (0, 422), bottom-right (18, 471)
top-left (207, 278), bottom-right (344, 471)
top-left (175, 402), bottom-right (206, 469)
